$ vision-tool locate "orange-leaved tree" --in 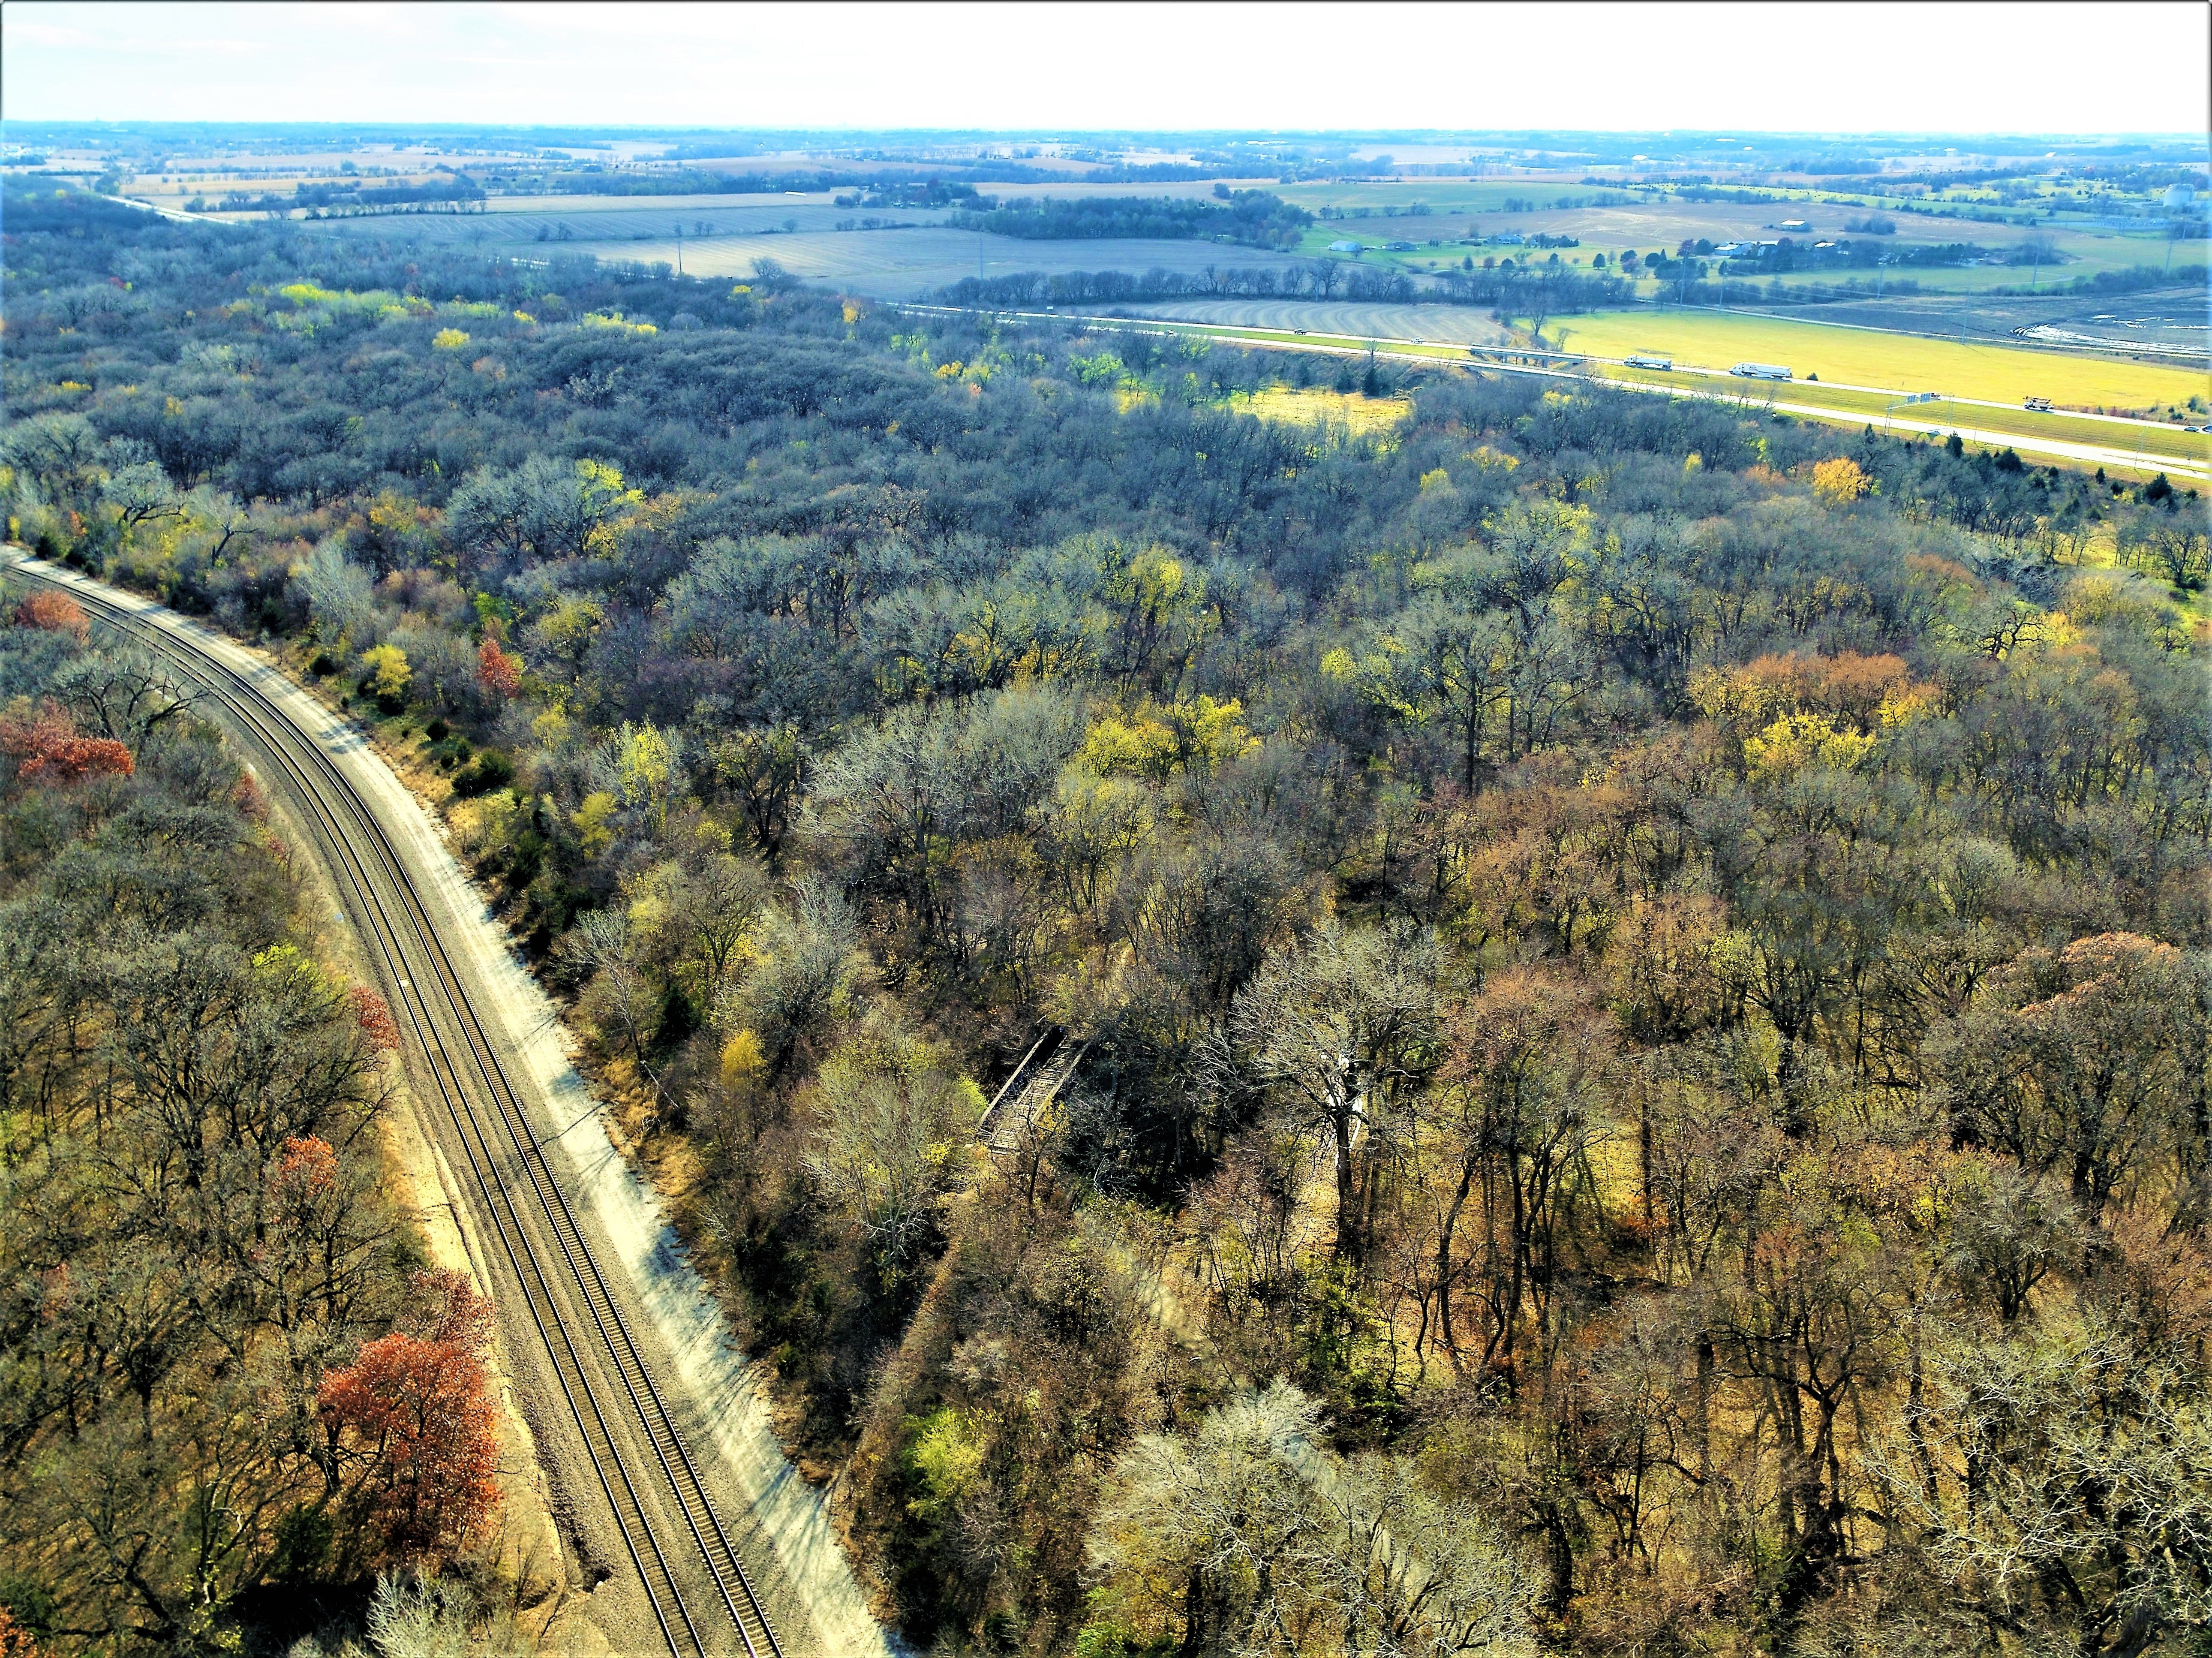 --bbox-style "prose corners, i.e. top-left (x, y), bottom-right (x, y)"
top-left (0, 1605), bottom-right (39, 1658)
top-left (14, 590), bottom-right (90, 642)
top-left (317, 1269), bottom-right (498, 1564)
top-left (475, 636), bottom-right (523, 699)
top-left (0, 702), bottom-right (134, 785)
top-left (350, 986), bottom-right (402, 1052)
